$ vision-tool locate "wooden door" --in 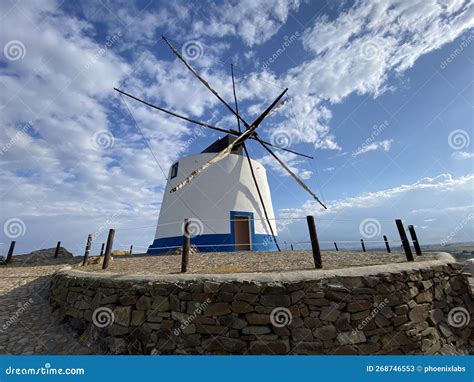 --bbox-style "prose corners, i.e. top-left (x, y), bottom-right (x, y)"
top-left (234, 216), bottom-right (251, 251)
